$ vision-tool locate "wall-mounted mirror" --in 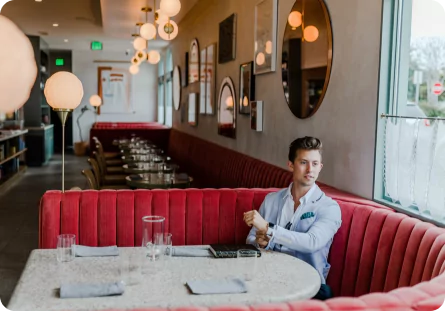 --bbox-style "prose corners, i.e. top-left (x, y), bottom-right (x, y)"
top-left (282, 0), bottom-right (333, 119)
top-left (239, 61), bottom-right (255, 115)
top-left (173, 66), bottom-right (181, 110)
top-left (217, 77), bottom-right (236, 138)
